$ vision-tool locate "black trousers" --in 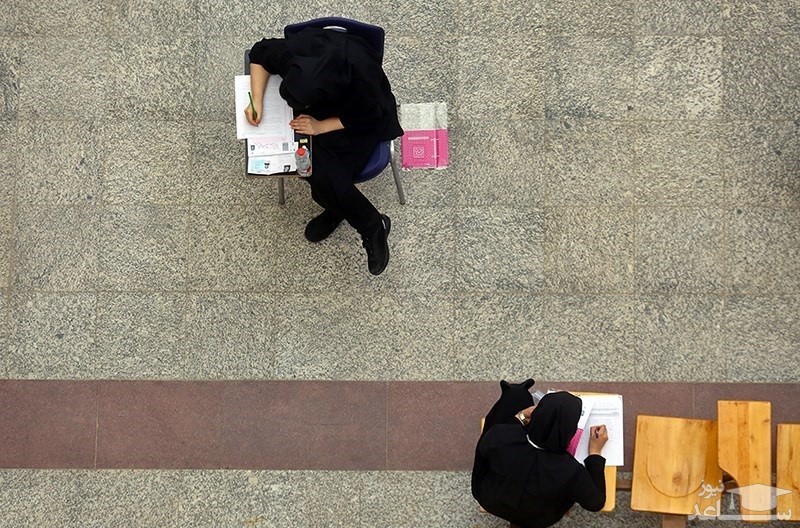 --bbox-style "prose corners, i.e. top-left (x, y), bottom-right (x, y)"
top-left (305, 130), bottom-right (382, 237)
